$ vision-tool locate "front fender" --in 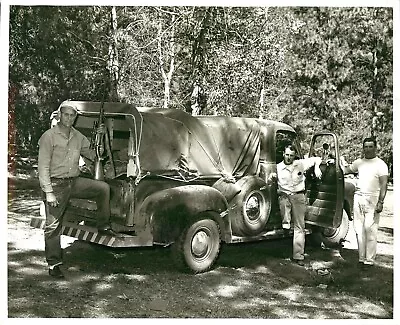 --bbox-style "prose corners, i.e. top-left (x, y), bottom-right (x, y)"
top-left (344, 178), bottom-right (356, 220)
top-left (135, 185), bottom-right (229, 245)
